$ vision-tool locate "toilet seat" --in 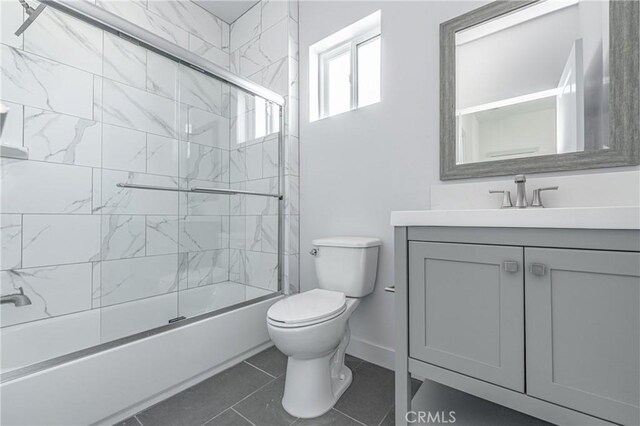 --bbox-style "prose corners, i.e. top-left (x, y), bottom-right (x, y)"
top-left (268, 289), bottom-right (346, 328)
